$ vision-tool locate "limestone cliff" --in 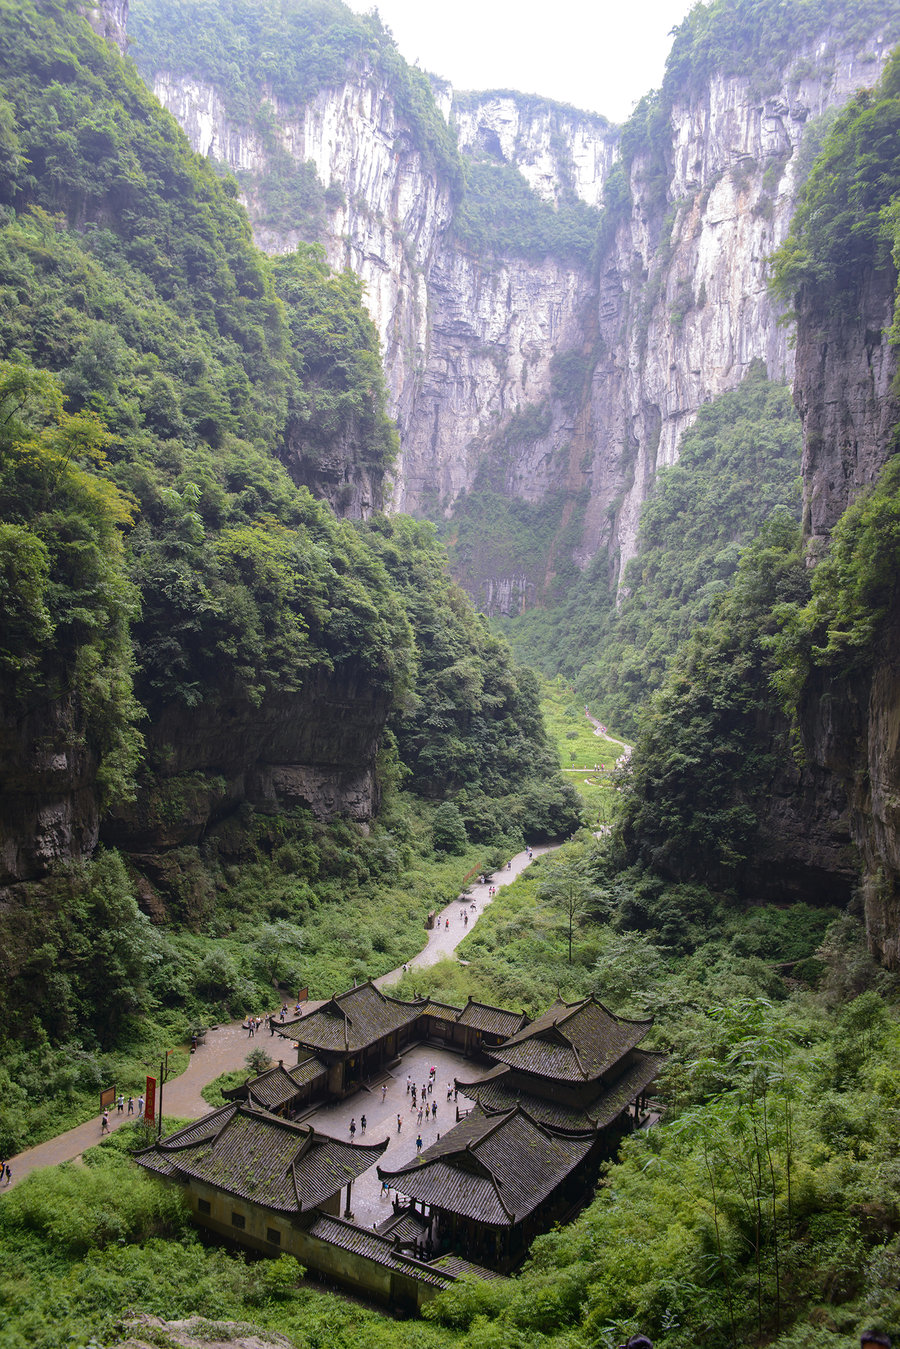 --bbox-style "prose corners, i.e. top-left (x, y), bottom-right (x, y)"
top-left (793, 264), bottom-right (900, 966)
top-left (136, 15), bottom-right (895, 608)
